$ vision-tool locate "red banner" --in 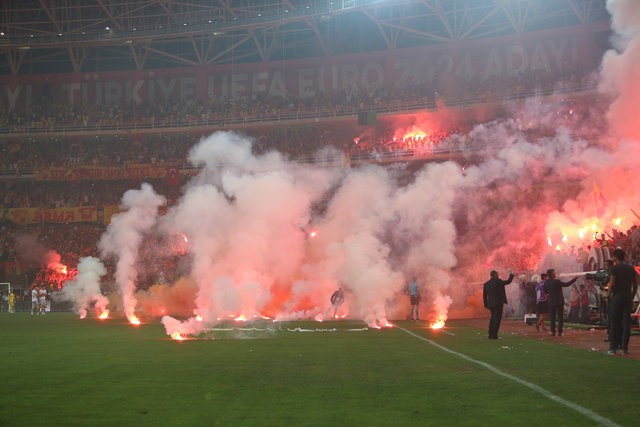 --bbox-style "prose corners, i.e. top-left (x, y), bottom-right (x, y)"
top-left (0, 25), bottom-right (602, 109)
